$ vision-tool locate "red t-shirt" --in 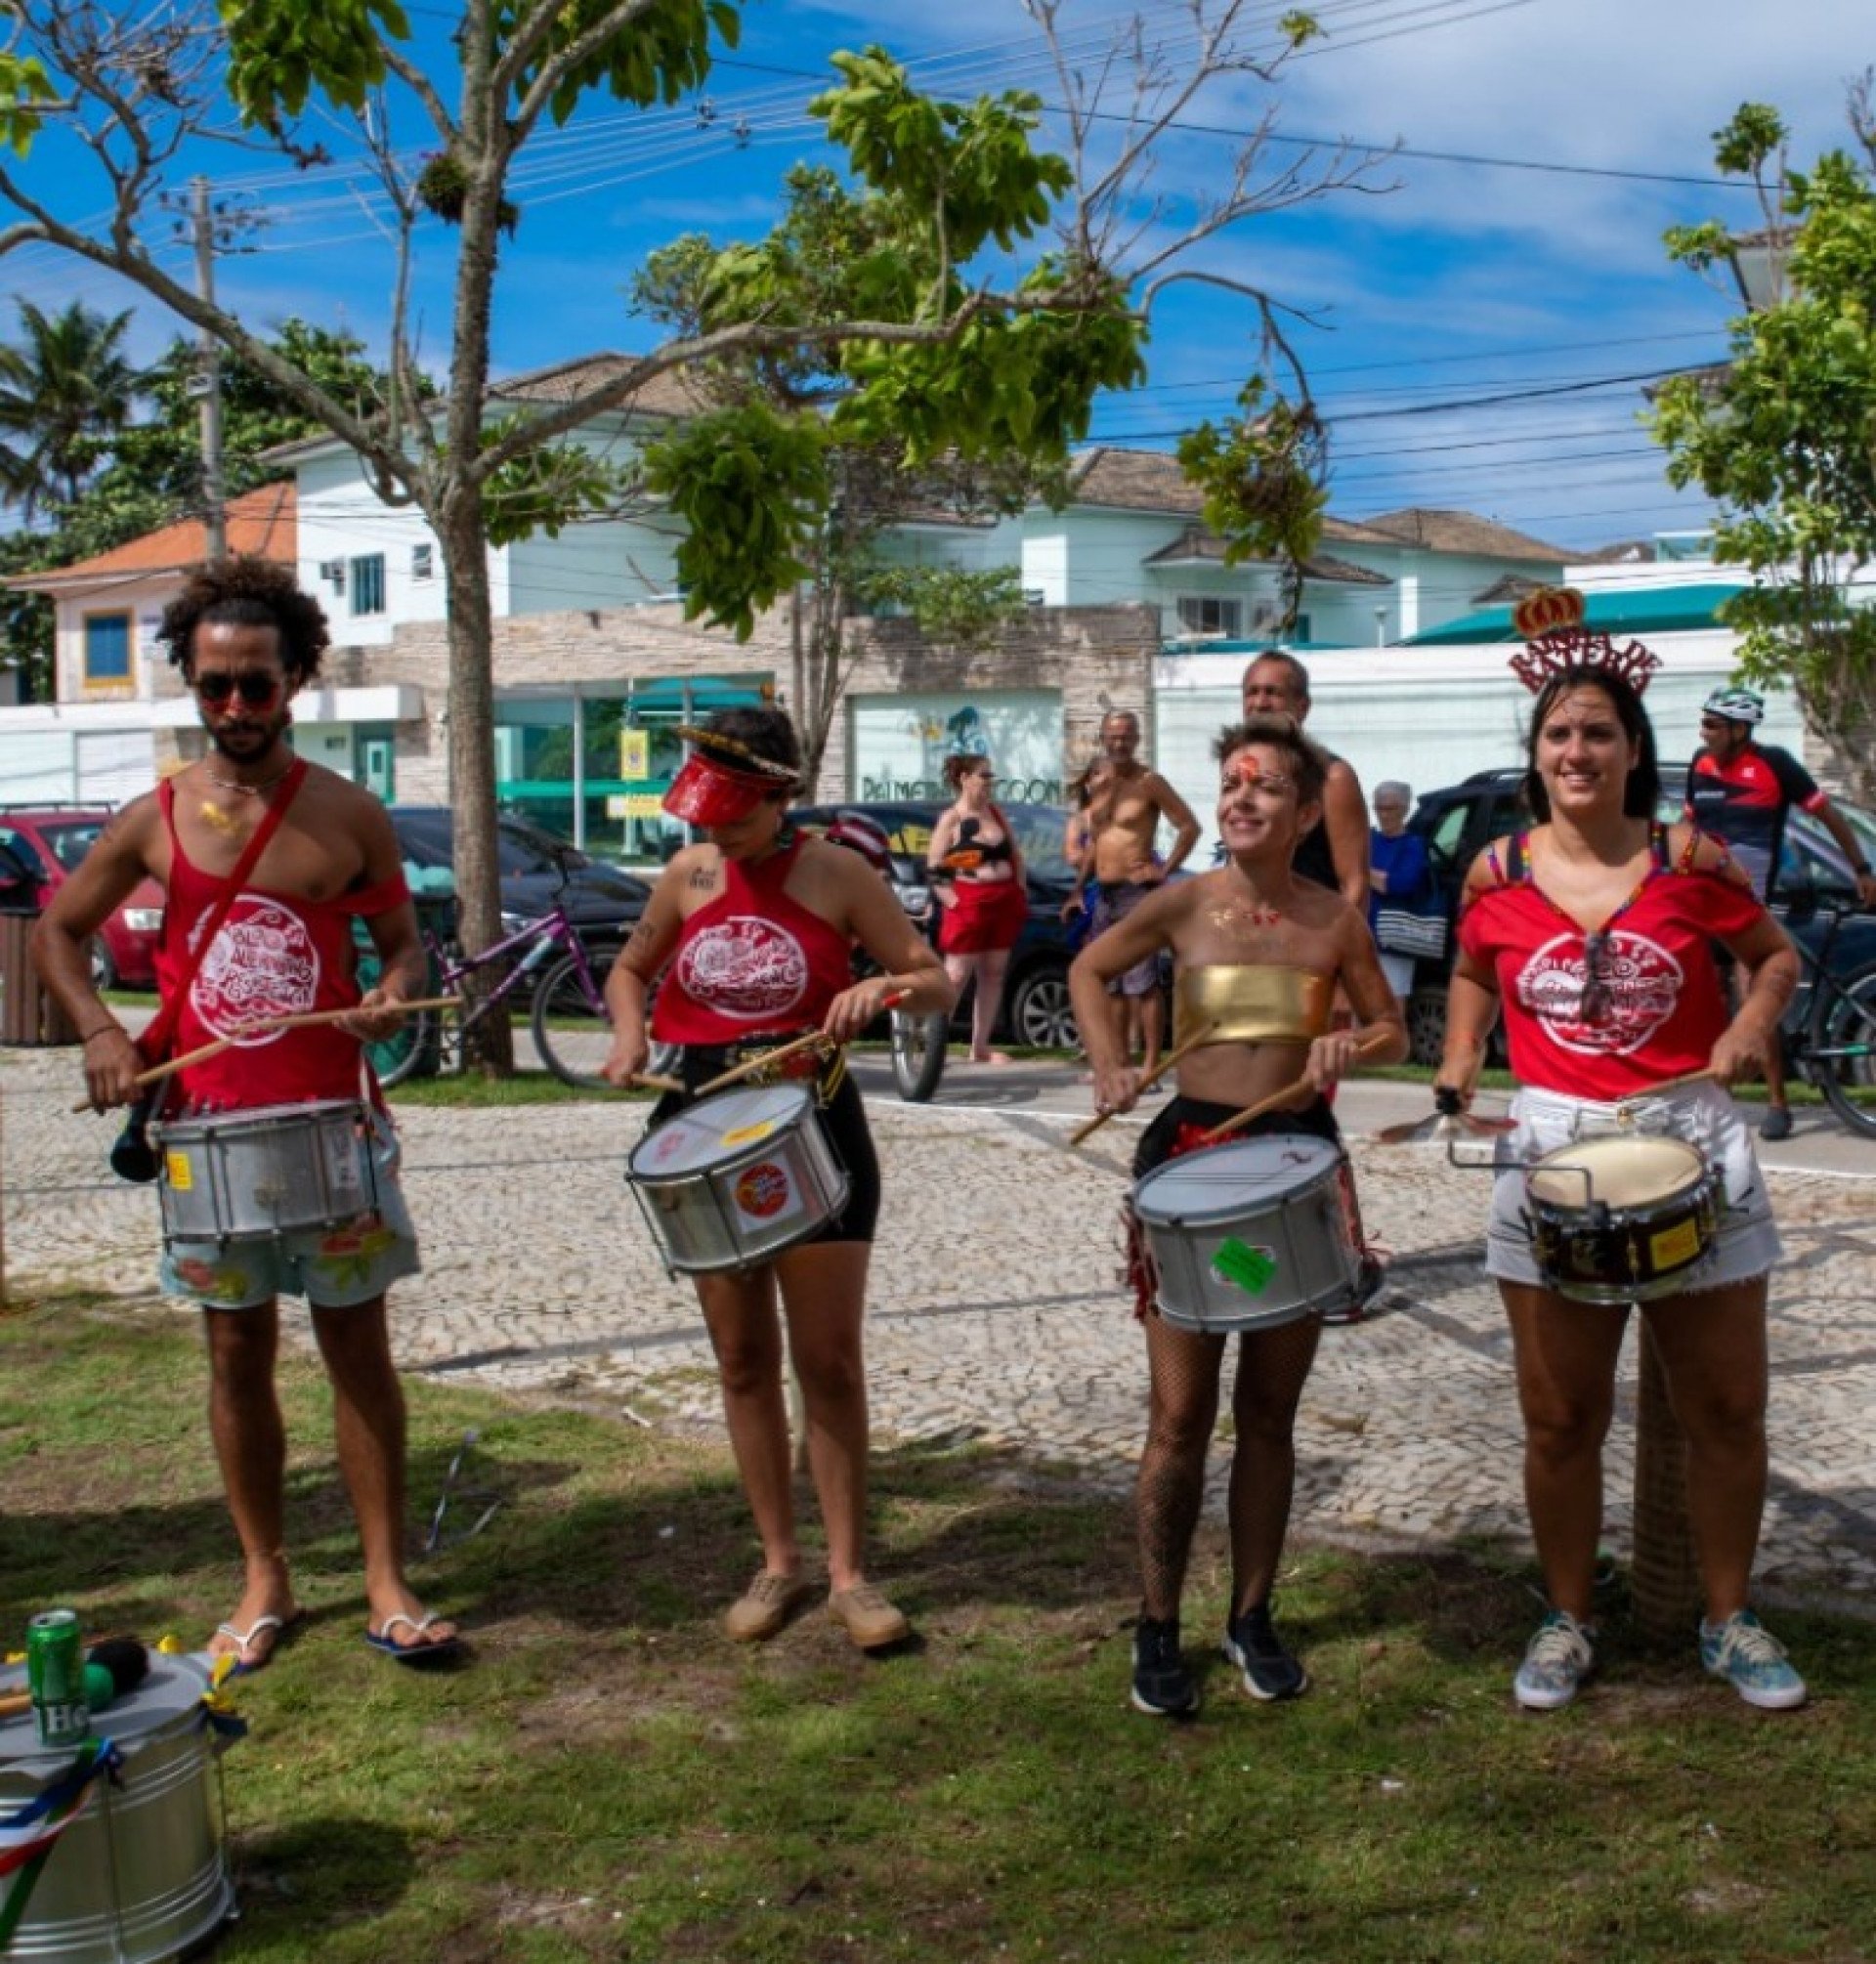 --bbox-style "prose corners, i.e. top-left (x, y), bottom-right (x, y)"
top-left (155, 781), bottom-right (409, 1110)
top-left (1458, 833), bottom-right (1767, 1099)
top-left (652, 834), bottom-right (856, 1045)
